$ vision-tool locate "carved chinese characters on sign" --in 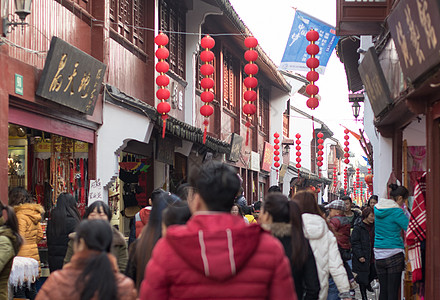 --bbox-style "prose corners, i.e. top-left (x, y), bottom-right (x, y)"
top-left (388, 0), bottom-right (440, 83)
top-left (36, 37), bottom-right (107, 115)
